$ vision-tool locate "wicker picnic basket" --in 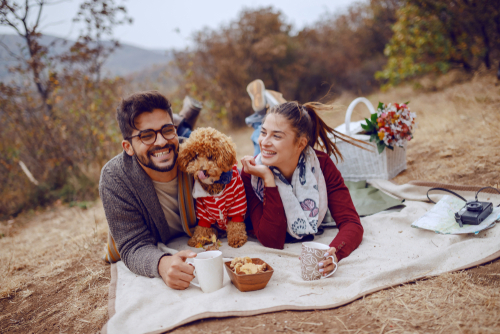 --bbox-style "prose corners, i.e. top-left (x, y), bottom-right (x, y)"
top-left (332, 97), bottom-right (407, 181)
